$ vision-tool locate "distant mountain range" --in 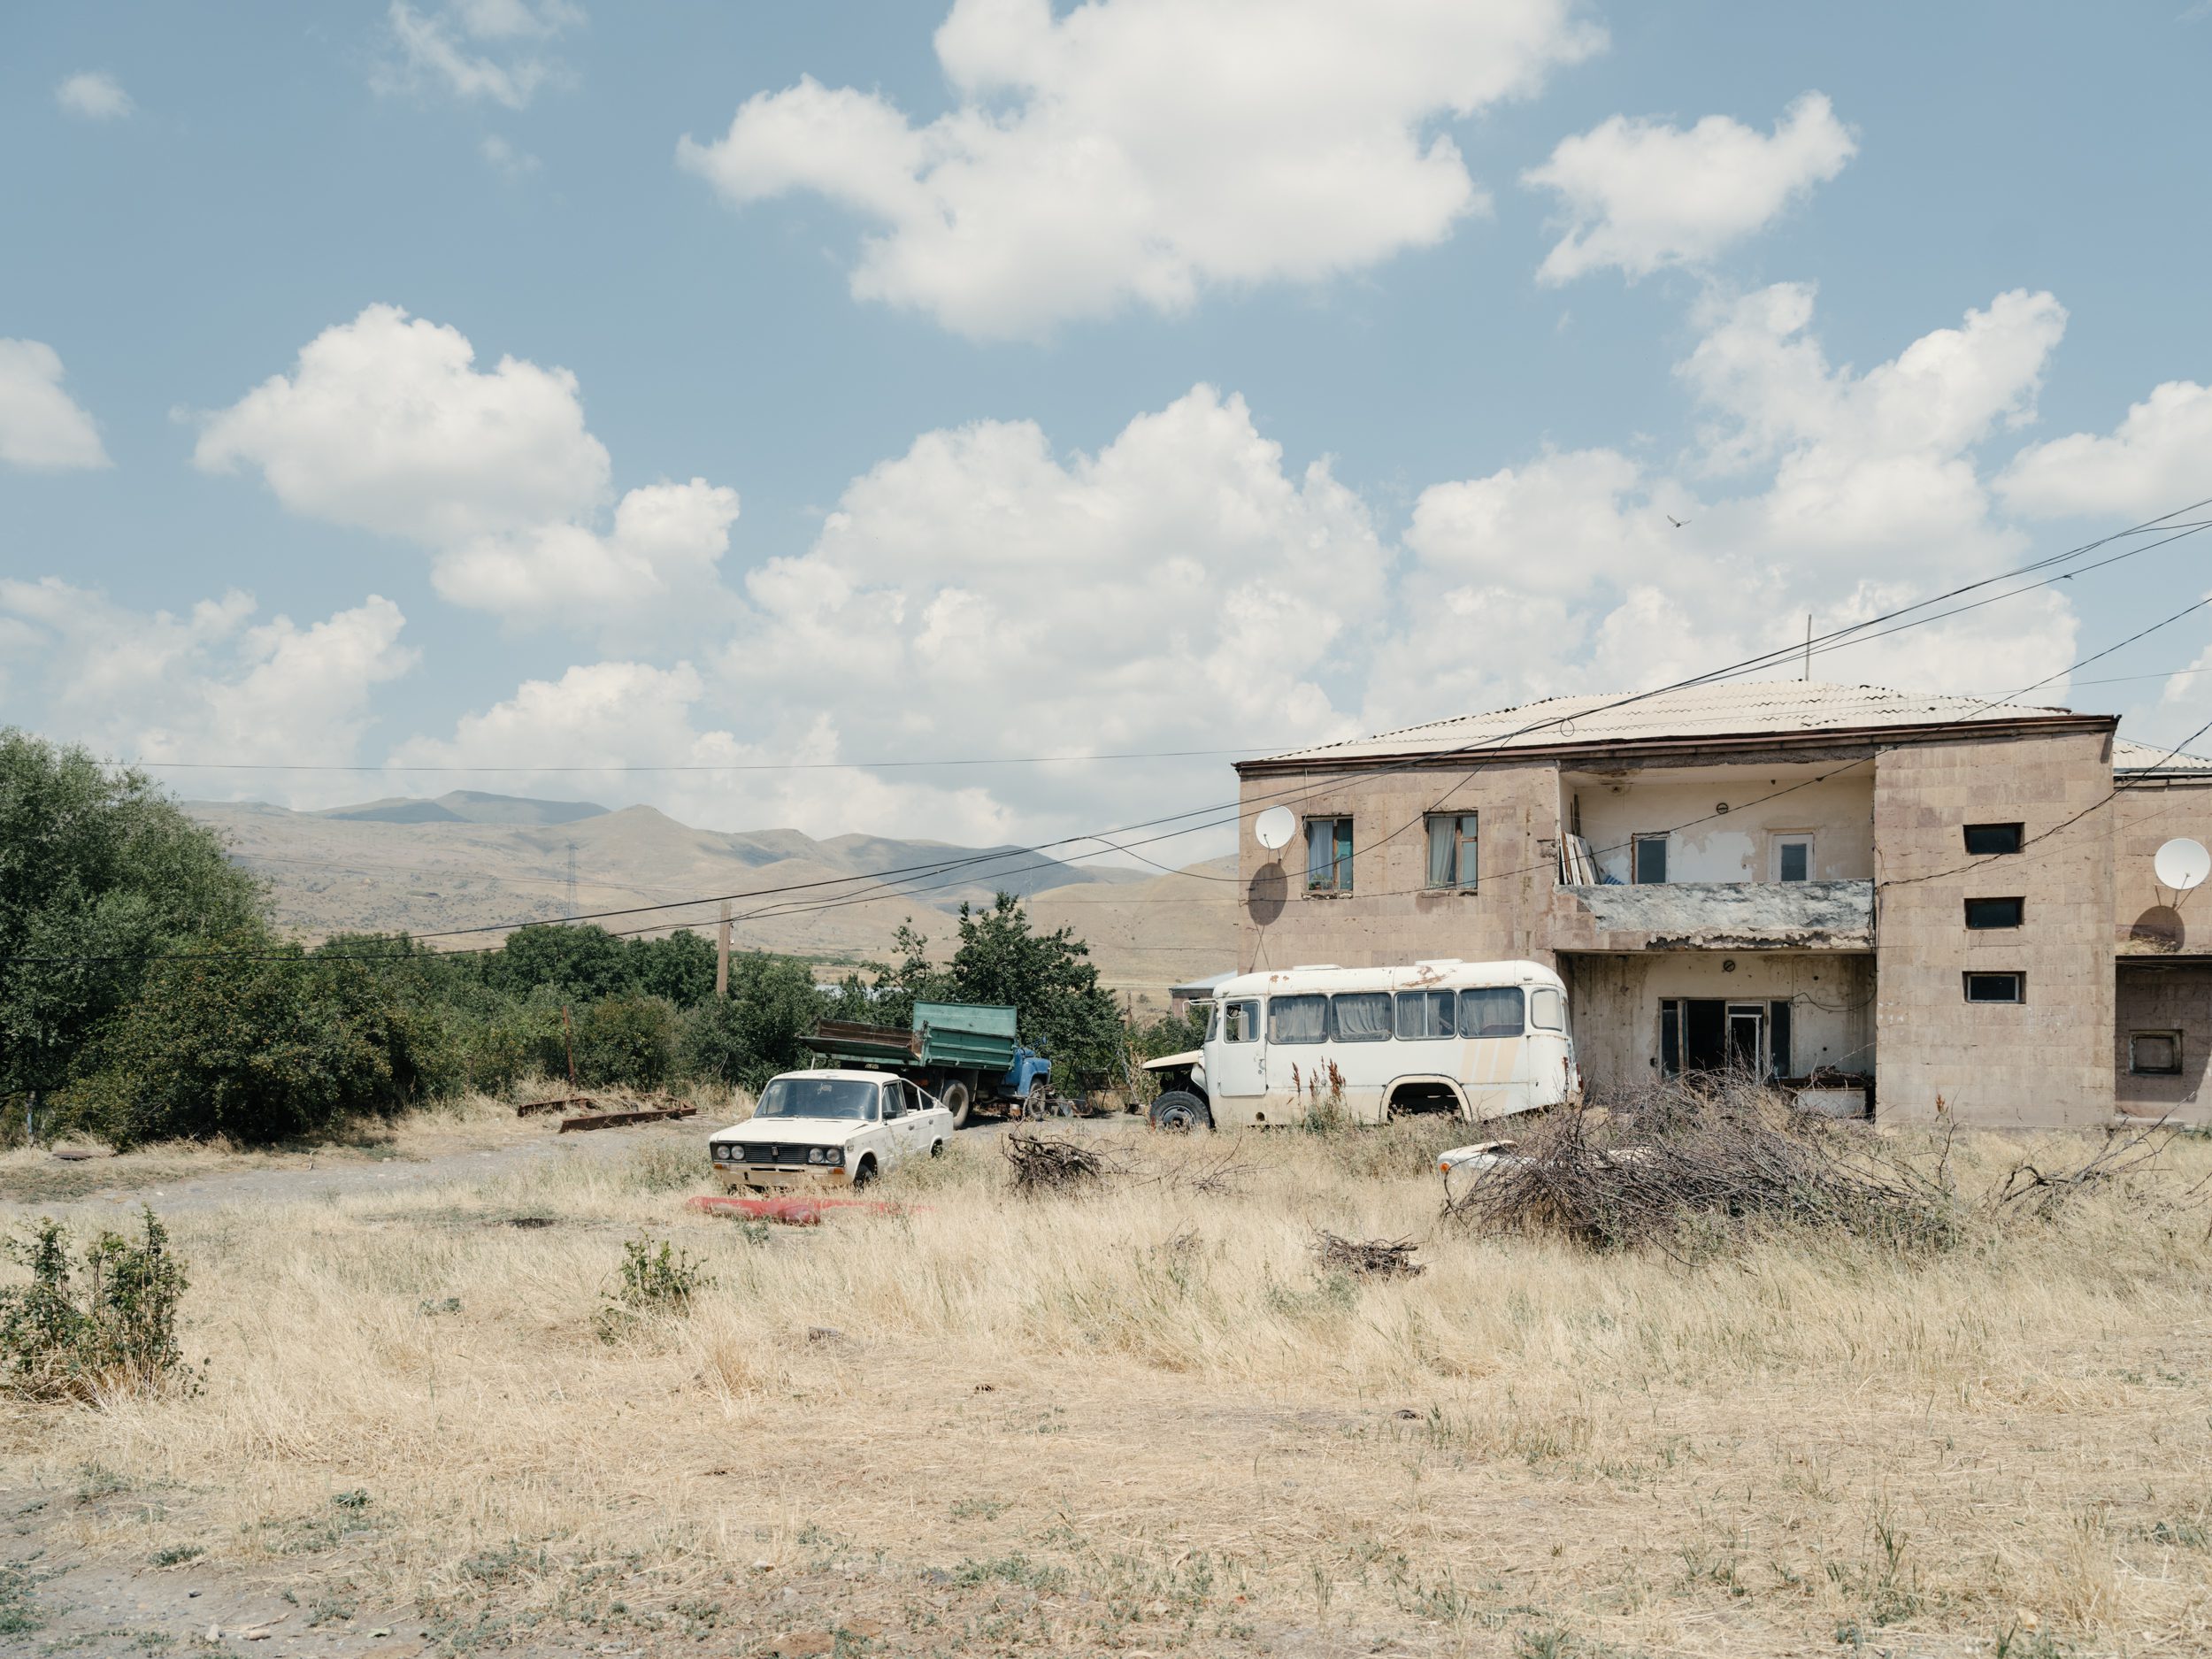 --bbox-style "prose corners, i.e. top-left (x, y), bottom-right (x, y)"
top-left (185, 793), bottom-right (1235, 1007)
